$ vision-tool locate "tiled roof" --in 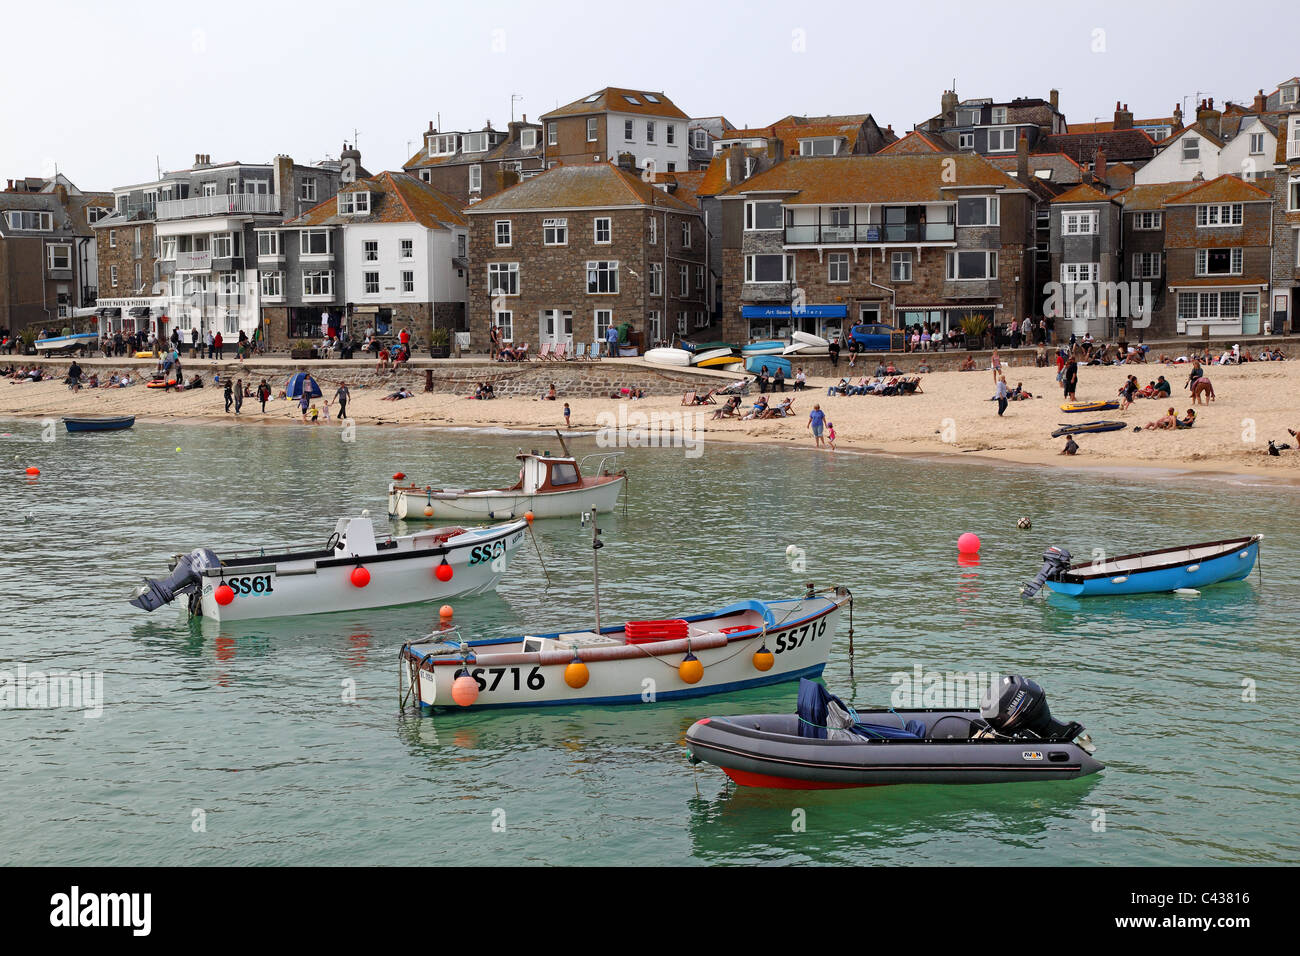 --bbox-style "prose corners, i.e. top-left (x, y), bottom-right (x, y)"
top-left (1163, 174), bottom-right (1273, 206)
top-left (697, 154), bottom-right (729, 197)
top-left (1161, 122), bottom-right (1225, 149)
top-left (1050, 182), bottom-right (1112, 204)
top-left (1068, 117), bottom-right (1174, 135)
top-left (878, 130), bottom-right (947, 154)
top-left (653, 170), bottom-right (705, 206)
top-left (285, 172), bottom-right (465, 228)
top-left (1111, 182), bottom-right (1197, 211)
top-left (542, 87), bottom-right (688, 121)
top-left (1039, 128), bottom-right (1158, 164)
top-left (719, 153), bottom-right (1025, 204)
top-left (988, 151), bottom-right (1085, 183)
top-left (463, 163), bottom-right (699, 213)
